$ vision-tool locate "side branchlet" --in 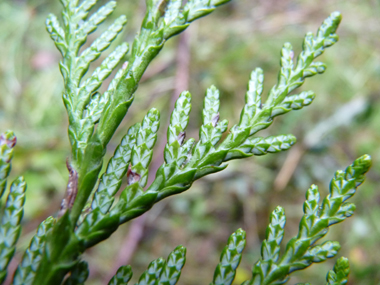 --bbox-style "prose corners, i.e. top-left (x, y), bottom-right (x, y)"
top-left (210, 228), bottom-right (247, 285)
top-left (244, 155), bottom-right (371, 285)
top-left (0, 132), bottom-right (27, 283)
